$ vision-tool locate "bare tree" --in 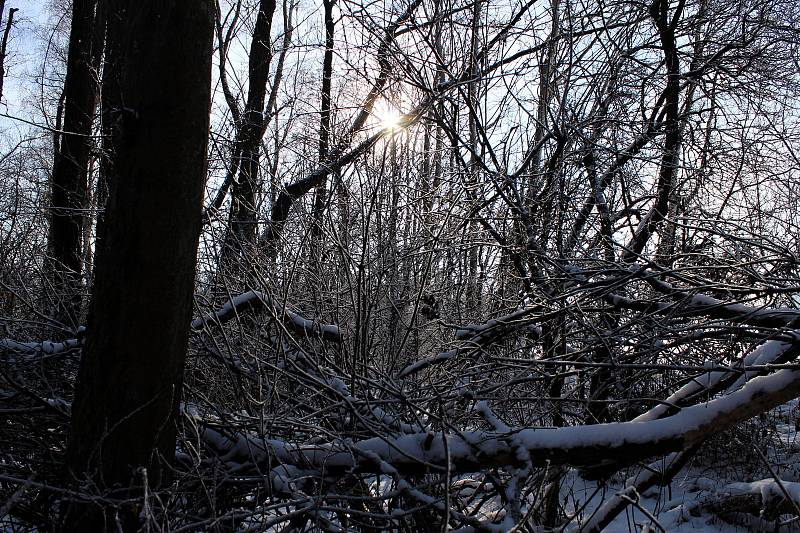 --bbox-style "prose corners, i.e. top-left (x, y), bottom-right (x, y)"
top-left (215, 0), bottom-right (278, 271)
top-left (0, 3), bottom-right (18, 104)
top-left (47, 0), bottom-right (103, 331)
top-left (63, 1), bottom-right (213, 528)
top-left (2, 0), bottom-right (800, 530)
